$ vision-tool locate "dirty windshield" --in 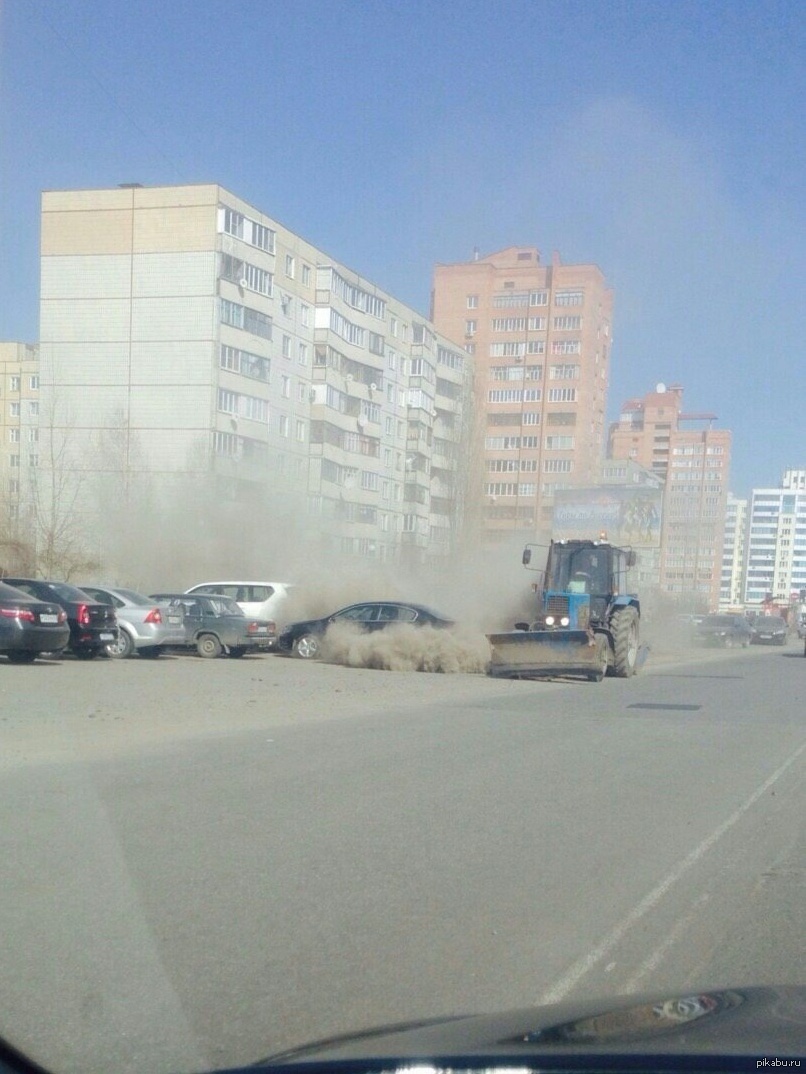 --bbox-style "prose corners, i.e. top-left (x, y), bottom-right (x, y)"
top-left (1, 2), bottom-right (805, 1073)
